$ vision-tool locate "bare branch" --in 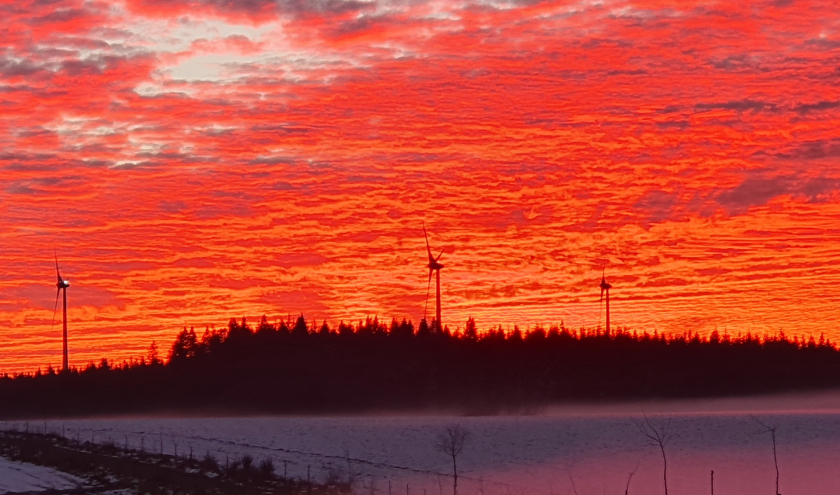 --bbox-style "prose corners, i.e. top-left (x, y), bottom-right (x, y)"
top-left (633, 414), bottom-right (671, 495)
top-left (624, 461), bottom-right (640, 495)
top-left (435, 425), bottom-right (471, 459)
top-left (750, 416), bottom-right (781, 495)
top-left (566, 468), bottom-right (579, 495)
